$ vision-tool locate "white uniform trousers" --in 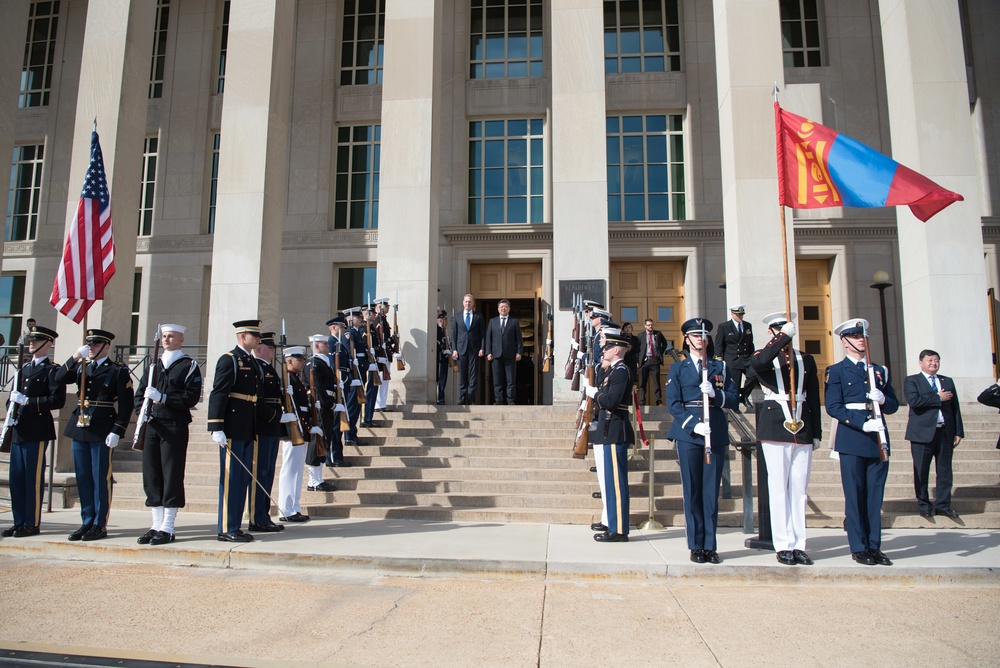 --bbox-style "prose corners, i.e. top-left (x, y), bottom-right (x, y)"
top-left (307, 463), bottom-right (324, 487)
top-left (278, 440), bottom-right (306, 518)
top-left (761, 440), bottom-right (813, 551)
top-left (594, 443), bottom-right (608, 526)
top-left (376, 381), bottom-right (389, 410)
